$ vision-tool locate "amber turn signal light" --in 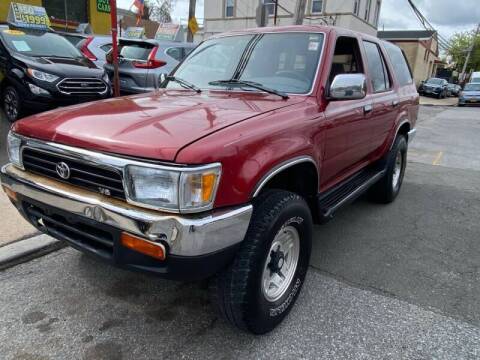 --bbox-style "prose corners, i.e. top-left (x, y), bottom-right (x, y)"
top-left (2, 186), bottom-right (17, 202)
top-left (120, 232), bottom-right (166, 260)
